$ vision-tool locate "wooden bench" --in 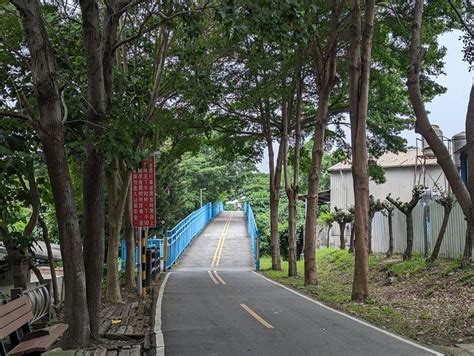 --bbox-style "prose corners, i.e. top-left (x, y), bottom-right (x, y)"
top-left (0, 295), bottom-right (68, 356)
